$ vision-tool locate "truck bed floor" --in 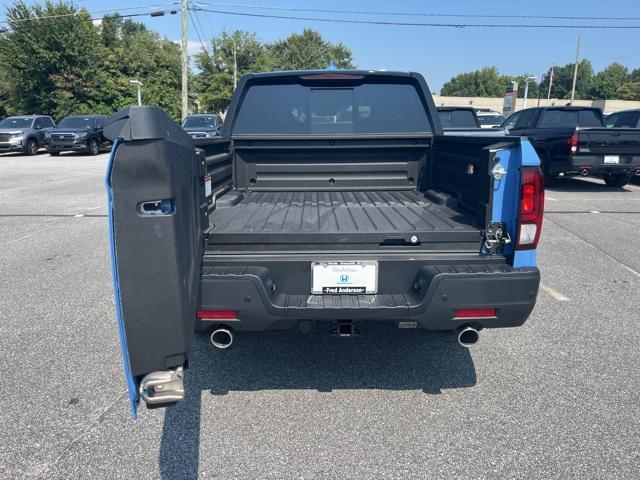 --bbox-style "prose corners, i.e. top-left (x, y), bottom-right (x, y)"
top-left (207, 190), bottom-right (481, 249)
